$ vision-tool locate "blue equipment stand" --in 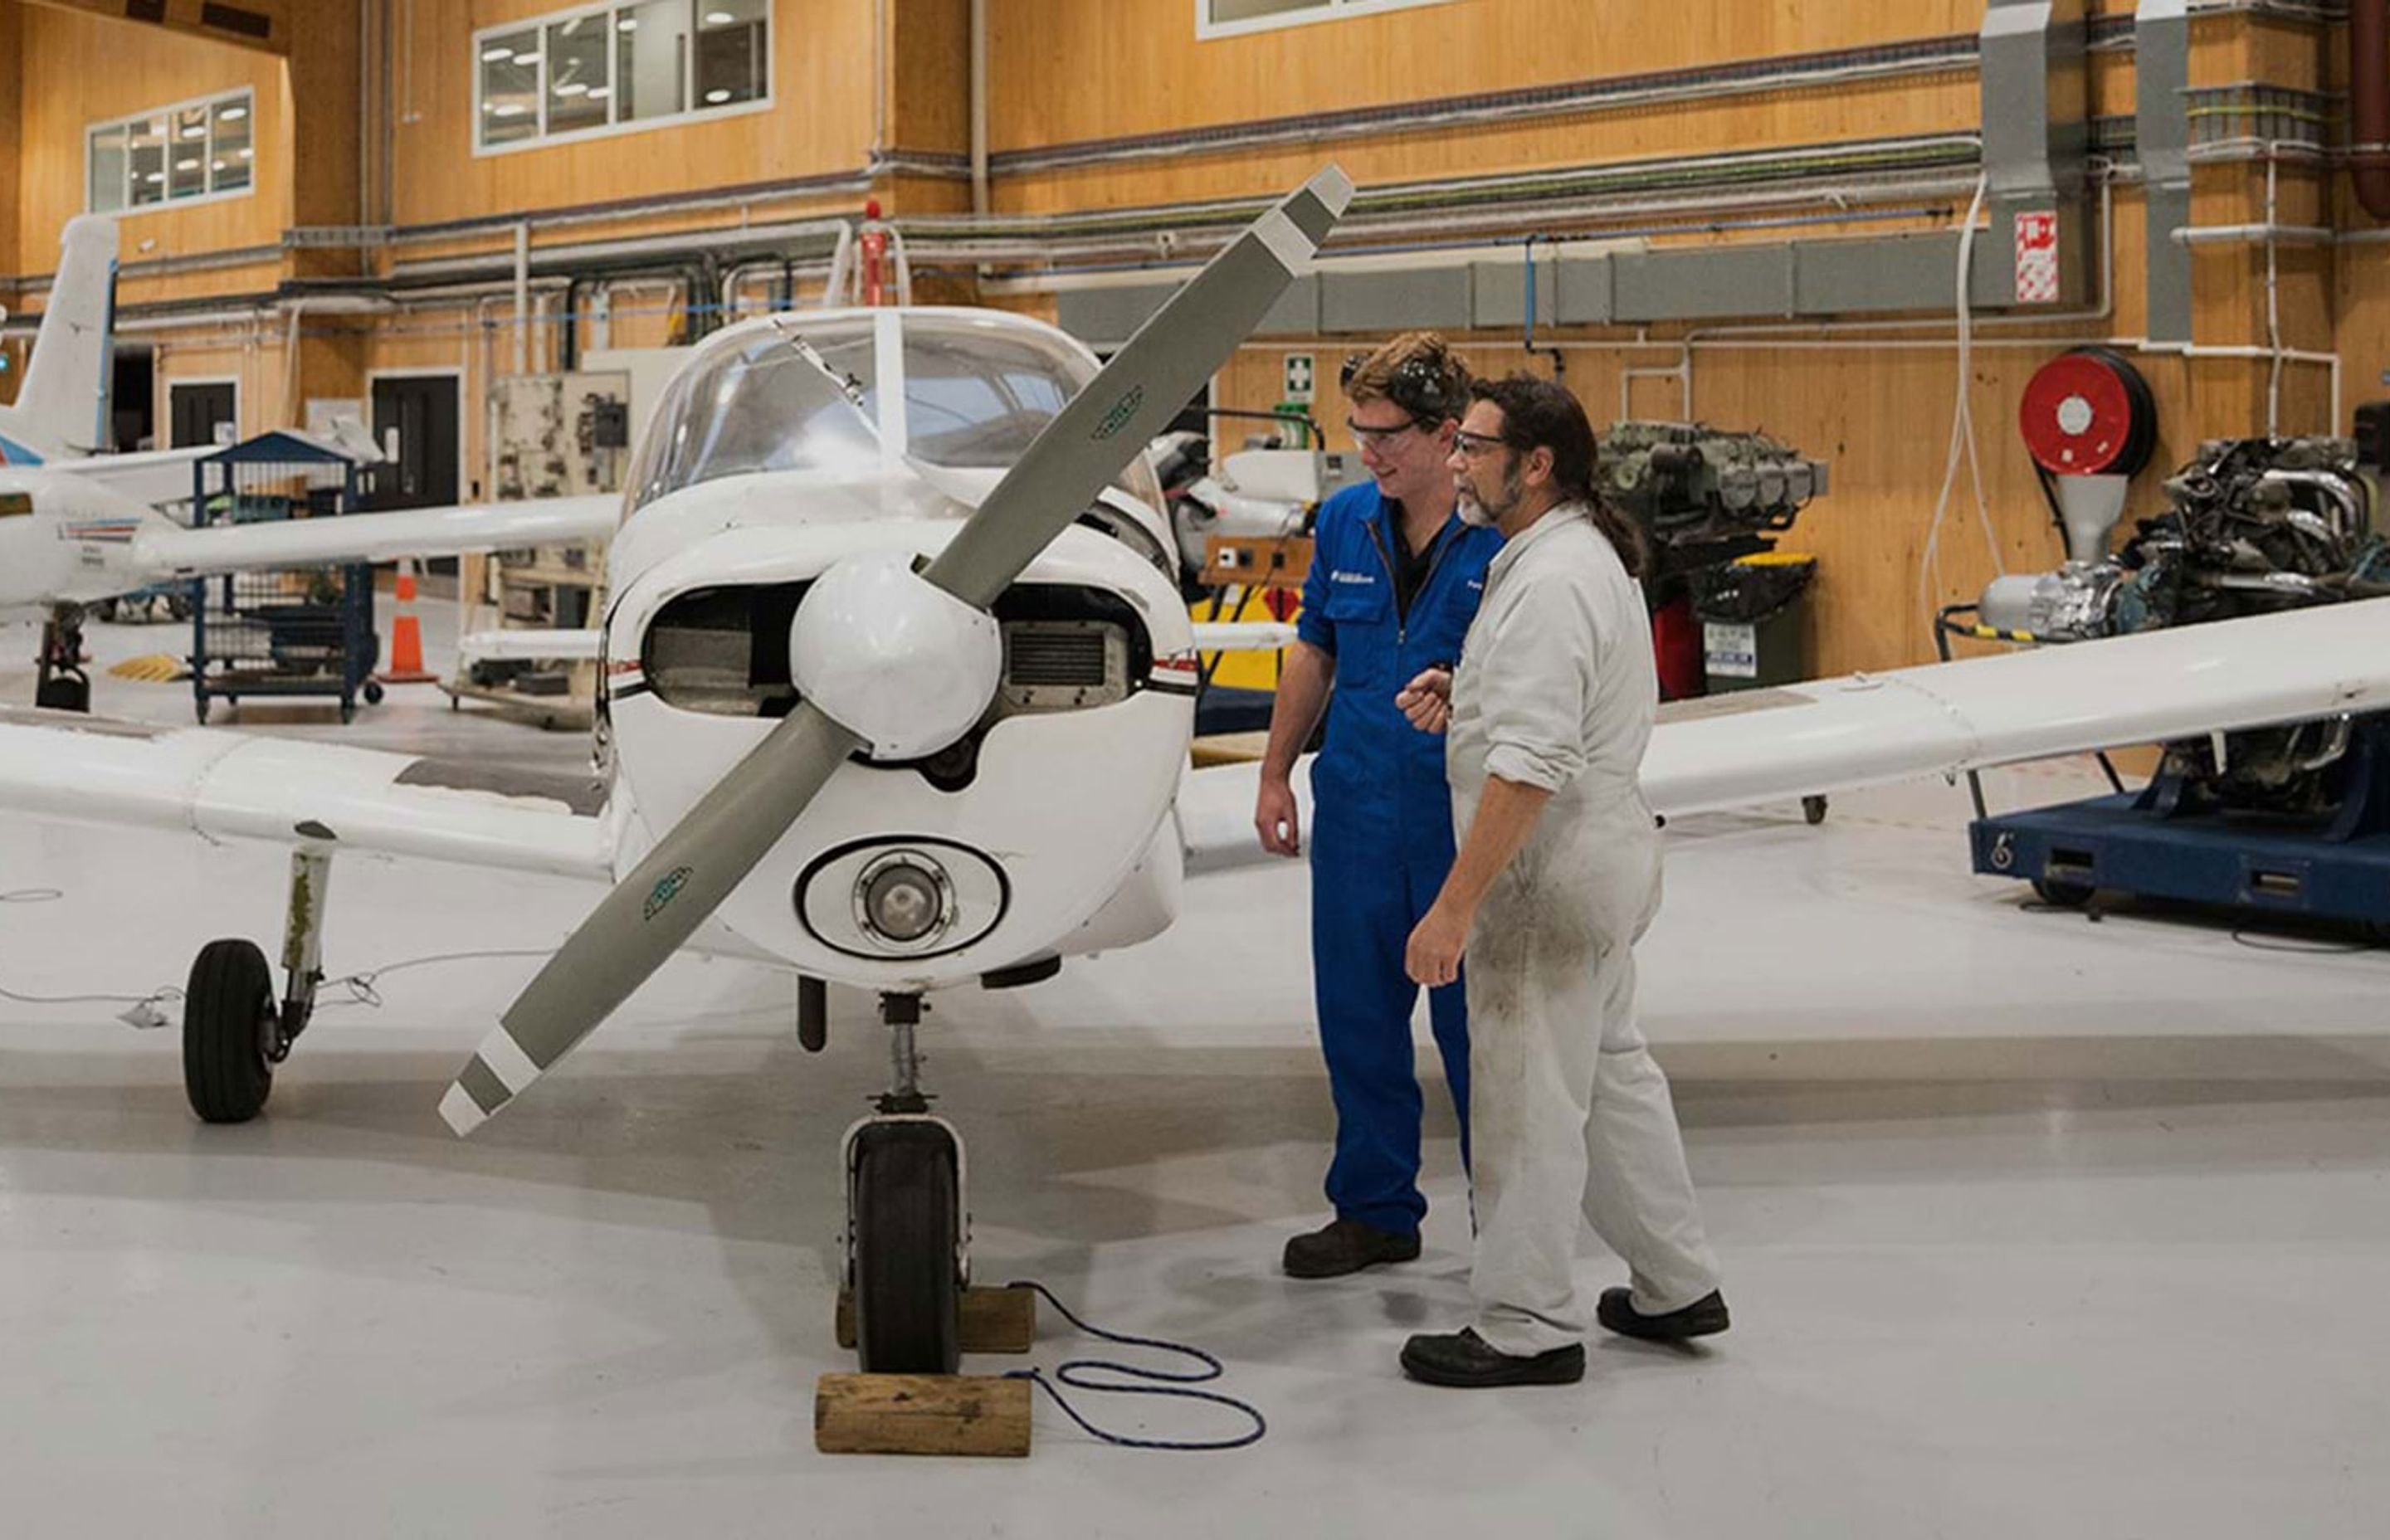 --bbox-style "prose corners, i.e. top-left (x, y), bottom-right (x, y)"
top-left (1969, 713), bottom-right (2390, 930)
top-left (185, 432), bottom-right (381, 725)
